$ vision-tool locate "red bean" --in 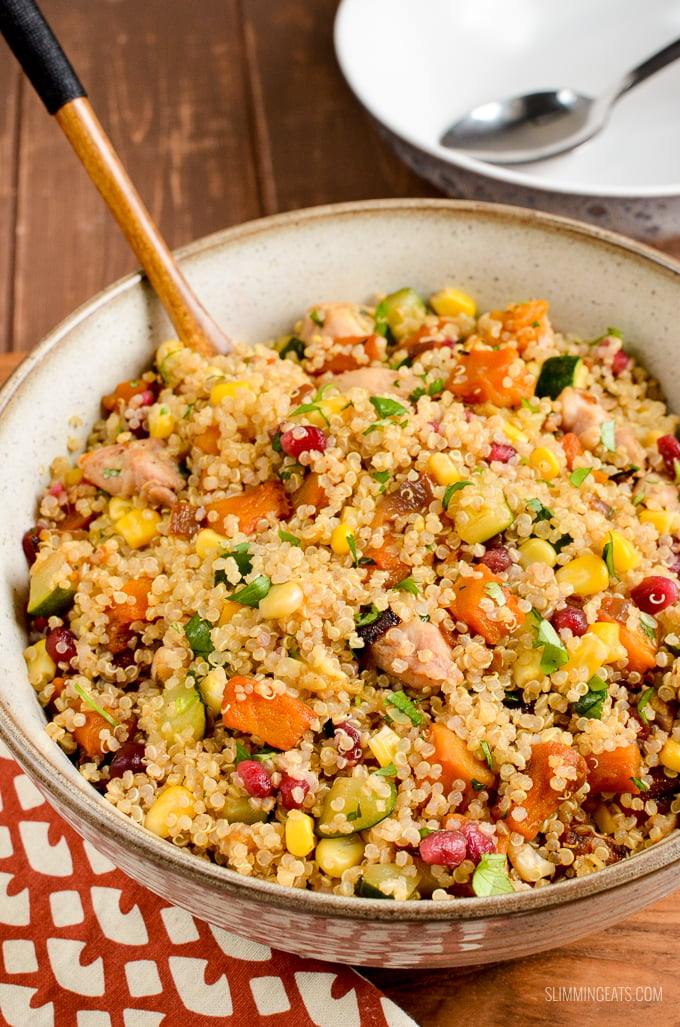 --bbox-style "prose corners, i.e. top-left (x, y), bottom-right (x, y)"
top-left (279, 773), bottom-right (310, 810)
top-left (611, 349), bottom-right (632, 377)
top-left (334, 721), bottom-right (363, 764)
top-left (487, 442), bottom-right (516, 463)
top-left (551, 605), bottom-right (588, 637)
top-left (419, 830), bottom-right (467, 866)
top-left (109, 742), bottom-right (146, 779)
top-left (279, 425), bottom-right (327, 458)
top-left (460, 821), bottom-right (496, 863)
top-left (45, 626), bottom-right (78, 665)
top-left (480, 545), bottom-right (512, 574)
top-left (237, 759), bottom-right (274, 798)
top-left (22, 526), bottom-right (44, 566)
top-left (657, 435), bottom-right (680, 478)
top-left (630, 575), bottom-right (679, 614)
